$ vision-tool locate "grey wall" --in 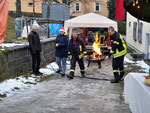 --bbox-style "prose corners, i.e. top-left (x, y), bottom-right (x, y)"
top-left (42, 3), bottom-right (70, 20)
top-left (0, 39), bottom-right (55, 80)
